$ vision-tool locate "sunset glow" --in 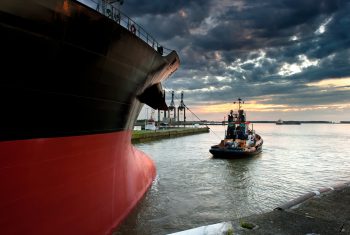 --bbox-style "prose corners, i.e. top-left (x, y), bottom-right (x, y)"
top-left (306, 77), bottom-right (350, 89)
